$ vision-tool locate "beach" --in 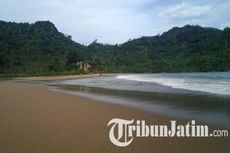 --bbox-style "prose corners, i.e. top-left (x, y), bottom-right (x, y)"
top-left (0, 79), bottom-right (229, 153)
